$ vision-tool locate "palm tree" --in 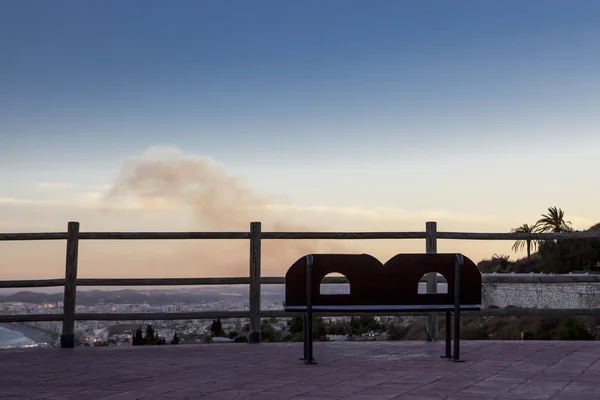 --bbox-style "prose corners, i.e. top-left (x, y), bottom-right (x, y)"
top-left (536, 207), bottom-right (572, 233)
top-left (511, 223), bottom-right (538, 260)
